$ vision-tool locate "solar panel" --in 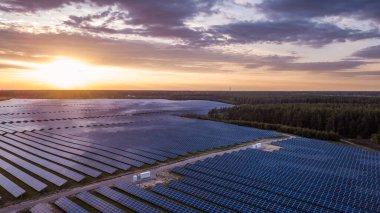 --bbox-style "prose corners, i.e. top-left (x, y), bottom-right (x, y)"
top-left (76, 191), bottom-right (124, 213)
top-left (3, 134), bottom-right (101, 177)
top-left (35, 131), bottom-right (146, 167)
top-left (0, 125), bottom-right (16, 134)
top-left (172, 136), bottom-right (380, 212)
top-left (33, 131), bottom-right (149, 167)
top-left (33, 133), bottom-right (156, 167)
top-left (181, 177), bottom-right (298, 212)
top-left (115, 182), bottom-right (196, 213)
top-left (96, 186), bottom-right (161, 213)
top-left (0, 141), bottom-right (66, 187)
top-left (125, 148), bottom-right (167, 162)
top-left (0, 157), bottom-right (47, 192)
top-left (55, 197), bottom-right (89, 213)
top-left (15, 133), bottom-right (131, 171)
top-left (152, 184), bottom-right (233, 213)
top-left (167, 180), bottom-right (262, 213)
top-left (4, 134), bottom-right (116, 174)
top-left (0, 173), bottom-right (25, 198)
top-left (0, 138), bottom-right (82, 183)
top-left (135, 147), bottom-right (177, 158)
